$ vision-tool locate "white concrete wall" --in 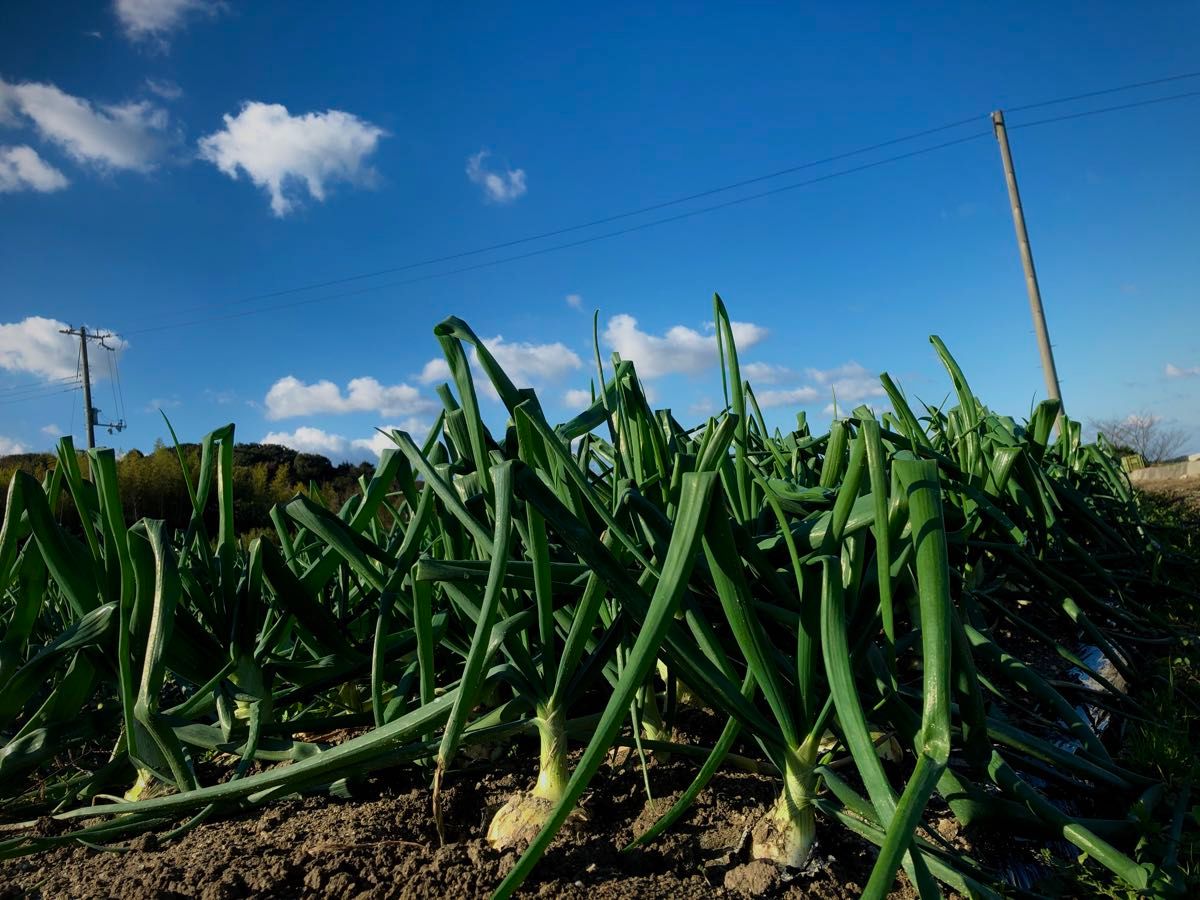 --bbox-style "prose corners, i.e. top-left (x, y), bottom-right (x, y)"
top-left (1128, 459), bottom-right (1200, 482)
